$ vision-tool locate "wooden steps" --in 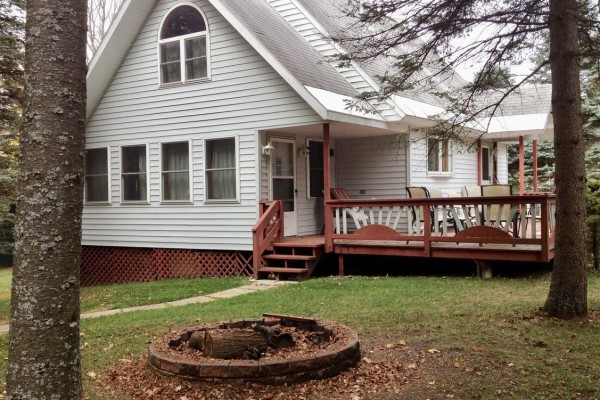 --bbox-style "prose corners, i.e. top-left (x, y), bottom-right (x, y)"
top-left (256, 239), bottom-right (324, 281)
